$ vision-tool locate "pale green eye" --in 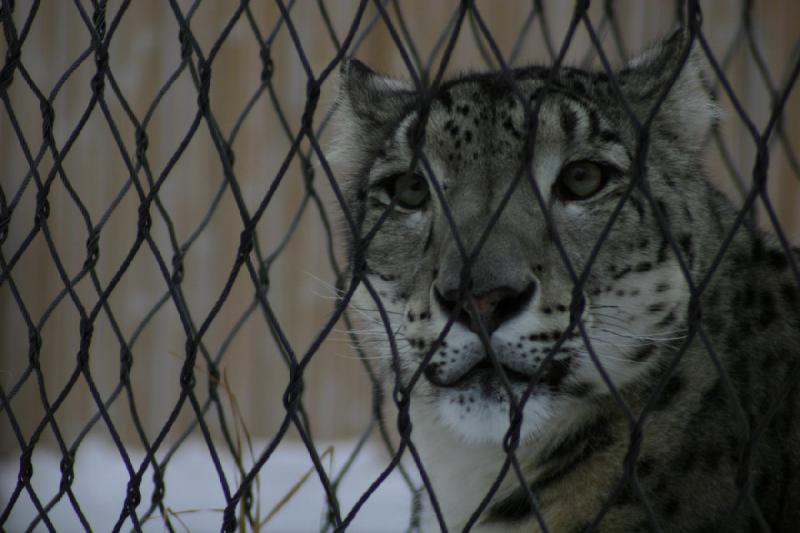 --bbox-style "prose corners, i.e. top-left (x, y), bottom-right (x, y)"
top-left (386, 172), bottom-right (430, 209)
top-left (556, 161), bottom-right (607, 200)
